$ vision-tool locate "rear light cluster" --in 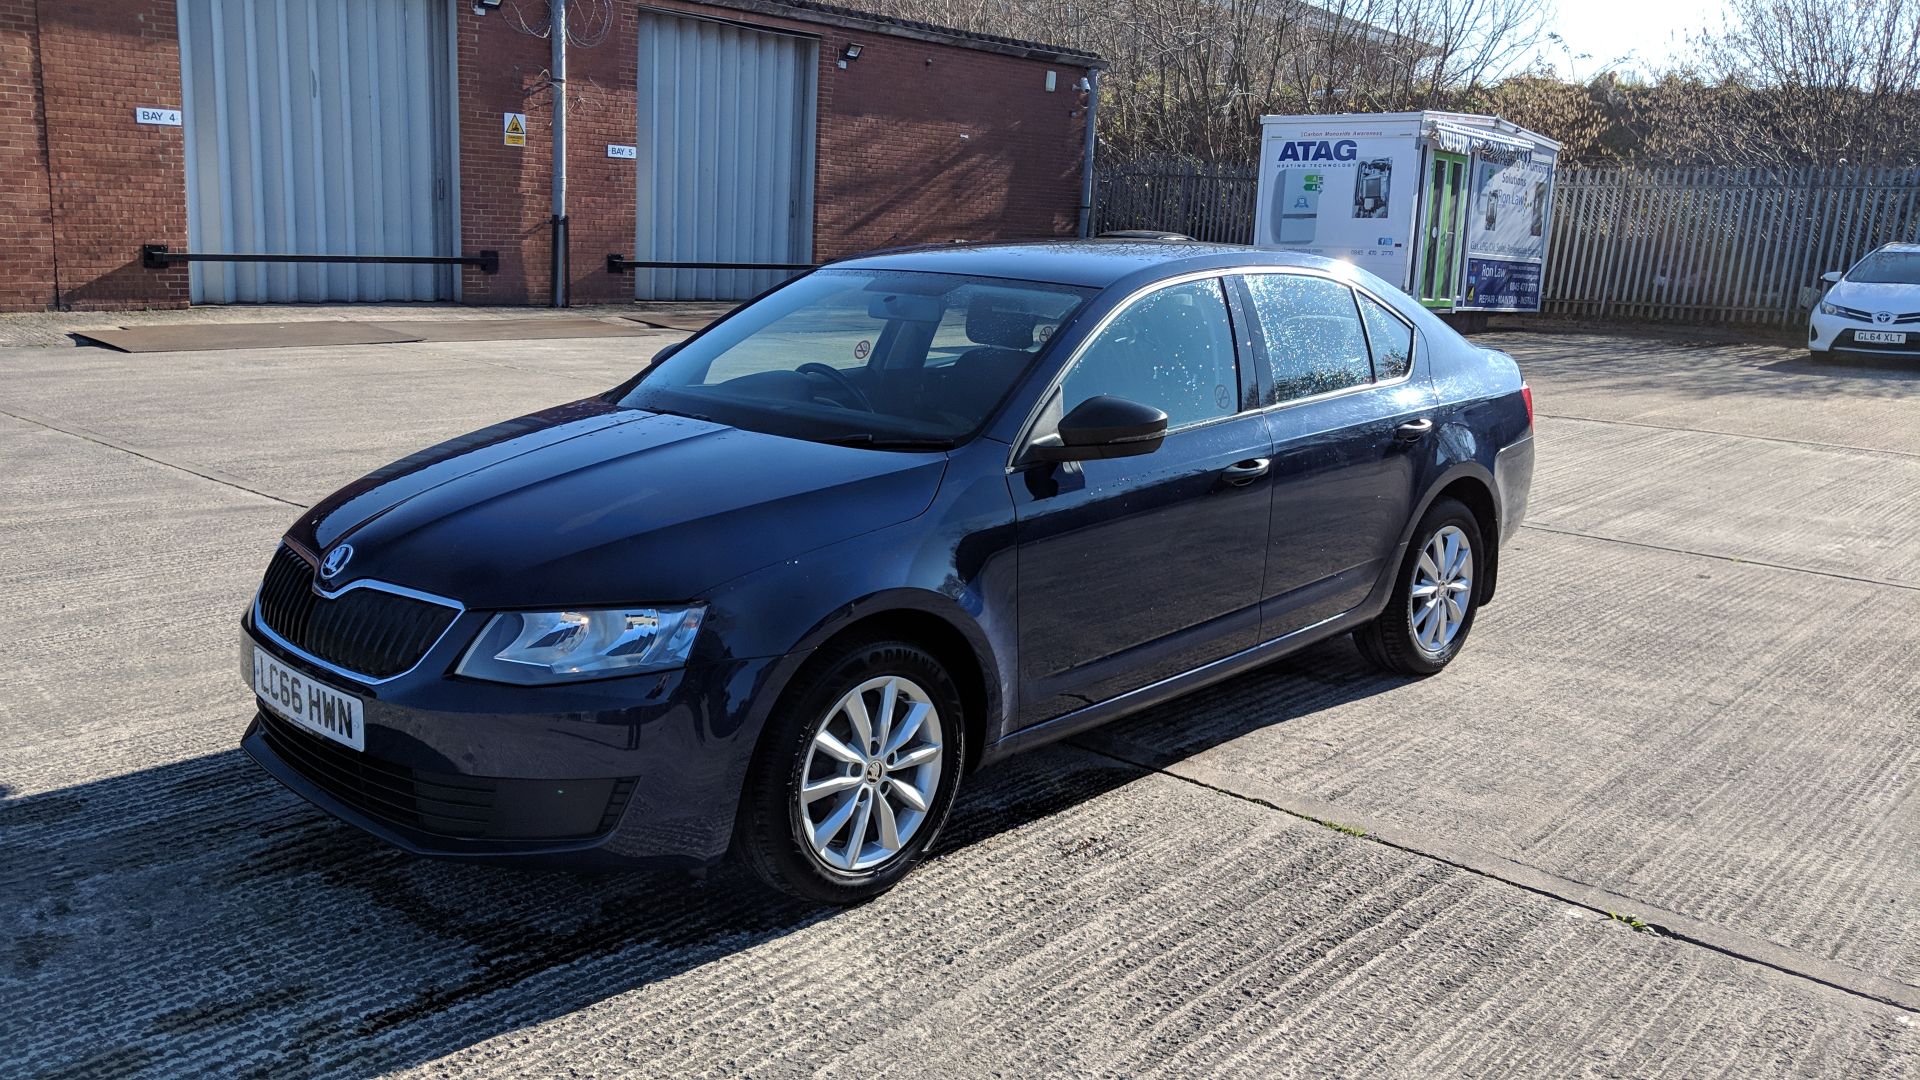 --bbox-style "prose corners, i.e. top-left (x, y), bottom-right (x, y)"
top-left (1521, 383), bottom-right (1534, 427)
